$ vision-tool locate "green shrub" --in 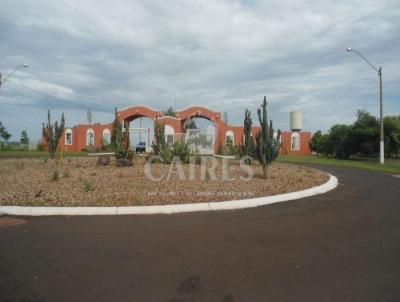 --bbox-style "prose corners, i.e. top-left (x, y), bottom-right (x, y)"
top-left (159, 145), bottom-right (173, 163)
top-left (83, 180), bottom-right (93, 192)
top-left (205, 169), bottom-right (211, 181)
top-left (51, 169), bottom-right (59, 181)
top-left (159, 140), bottom-right (192, 164)
top-left (37, 141), bottom-right (45, 151)
top-left (191, 148), bottom-right (202, 165)
top-left (219, 144), bottom-right (240, 157)
top-left (100, 139), bottom-right (114, 152)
